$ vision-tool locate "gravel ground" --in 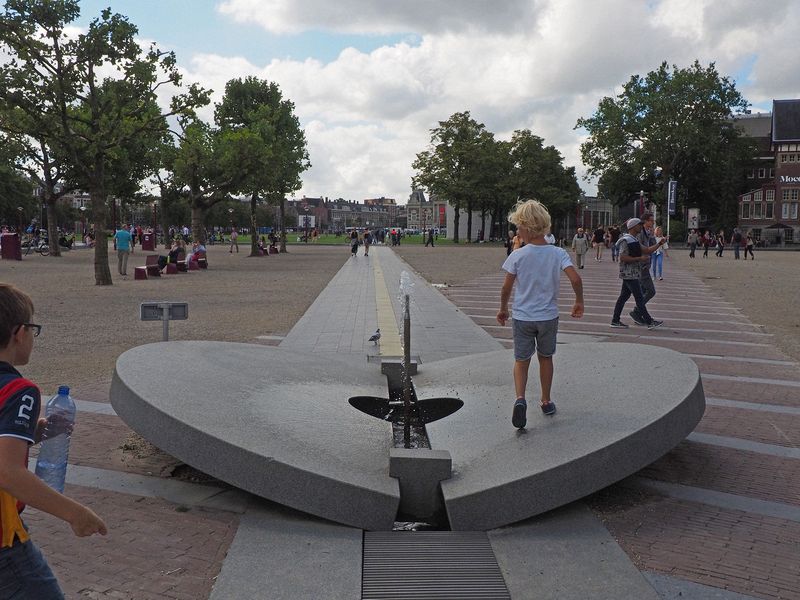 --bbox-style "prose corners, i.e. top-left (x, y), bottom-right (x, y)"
top-left (0, 243), bottom-right (349, 393)
top-left (396, 243), bottom-right (800, 363)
